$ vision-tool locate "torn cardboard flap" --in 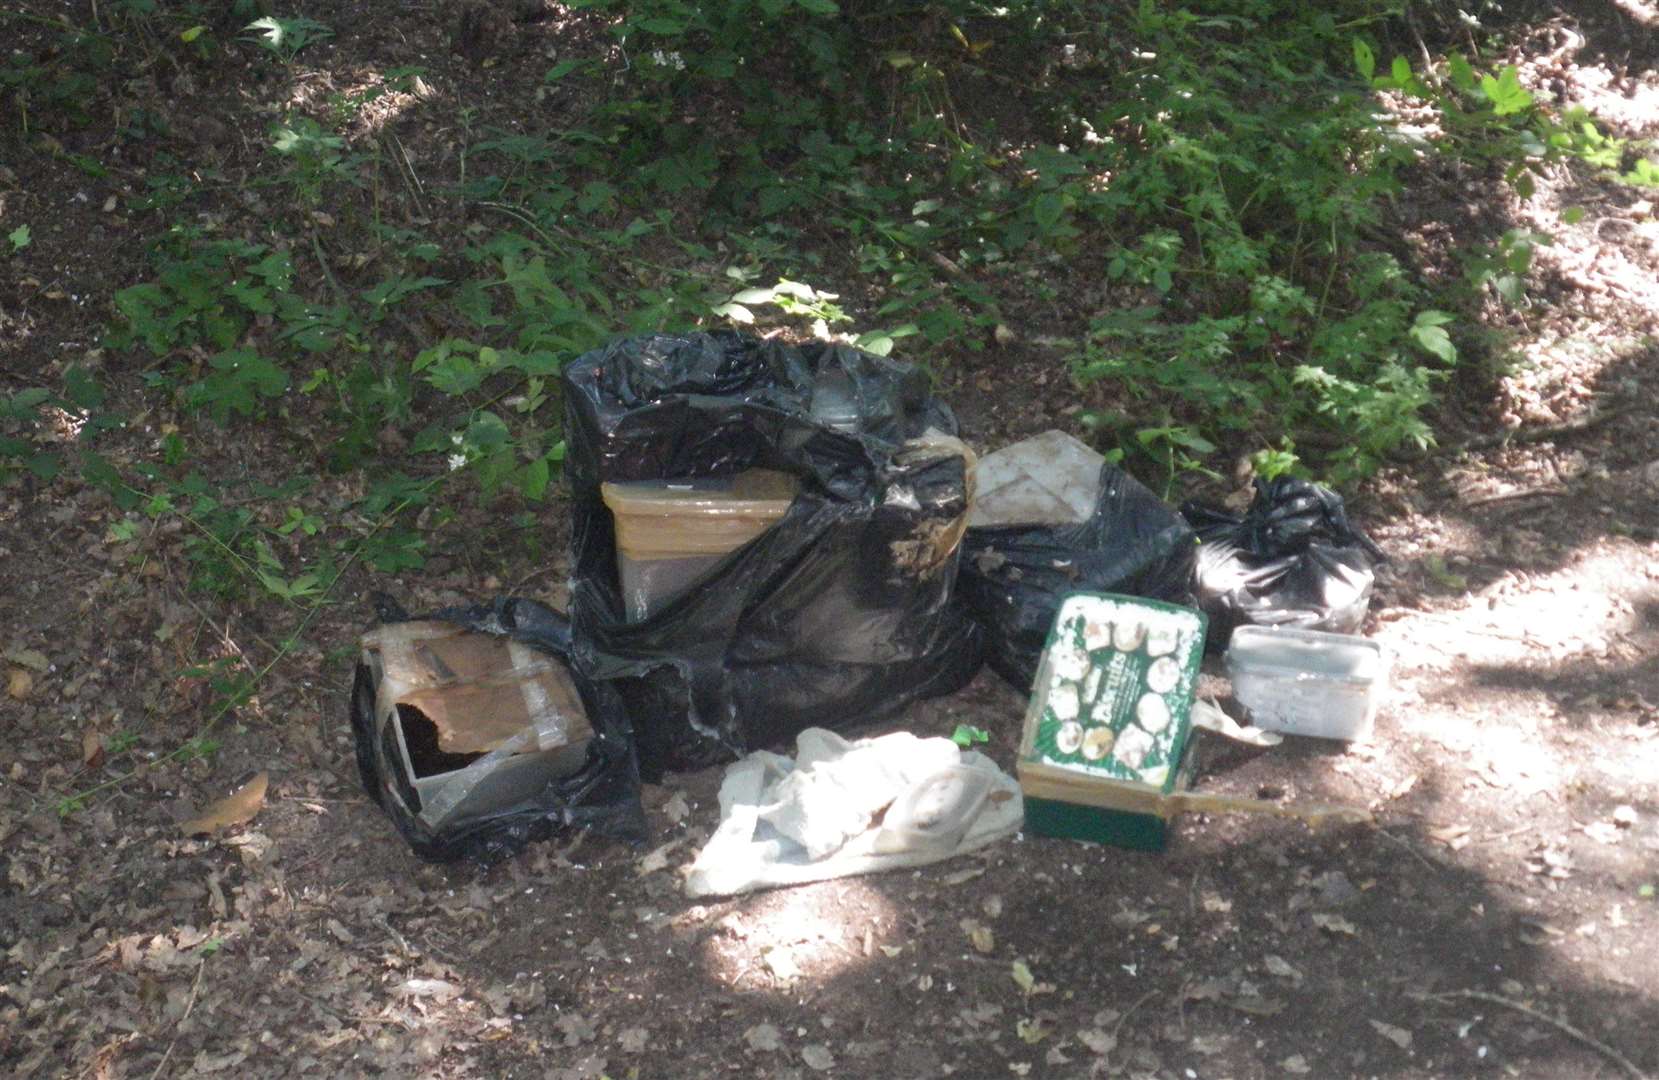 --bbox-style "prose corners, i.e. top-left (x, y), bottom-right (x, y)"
top-left (363, 622), bottom-right (589, 754)
top-left (359, 621), bottom-right (595, 832)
